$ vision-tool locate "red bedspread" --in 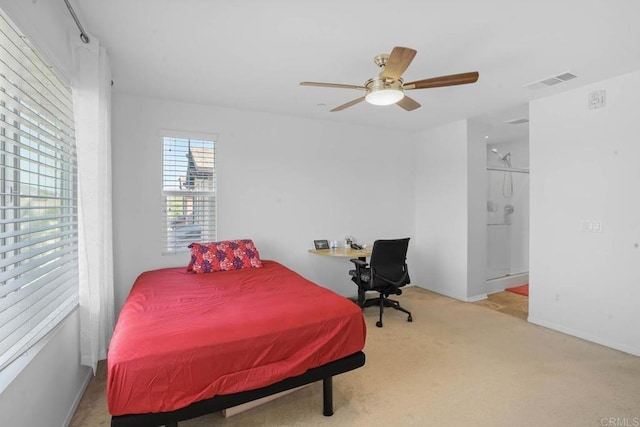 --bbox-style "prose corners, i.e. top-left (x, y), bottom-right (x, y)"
top-left (107, 261), bottom-right (366, 416)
